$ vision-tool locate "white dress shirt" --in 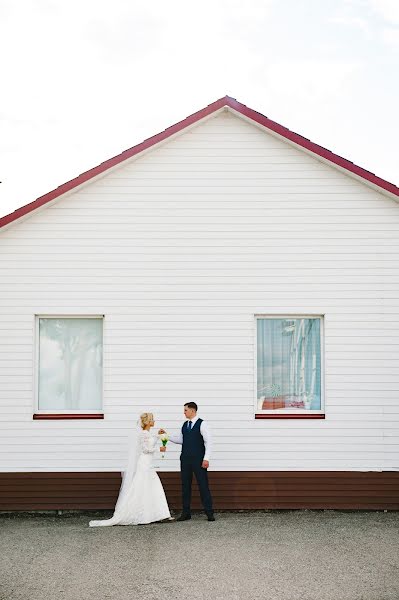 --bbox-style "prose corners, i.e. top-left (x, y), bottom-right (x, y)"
top-left (168, 415), bottom-right (212, 461)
